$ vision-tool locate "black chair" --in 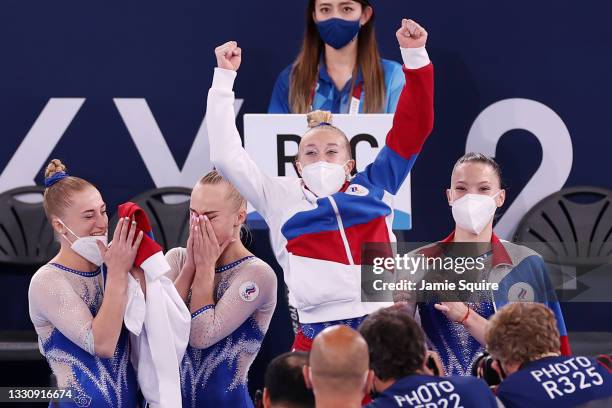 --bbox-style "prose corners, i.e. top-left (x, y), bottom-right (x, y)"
top-left (514, 186), bottom-right (612, 355)
top-left (0, 186), bottom-right (58, 265)
top-left (109, 187), bottom-right (192, 252)
top-left (0, 186), bottom-right (59, 361)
